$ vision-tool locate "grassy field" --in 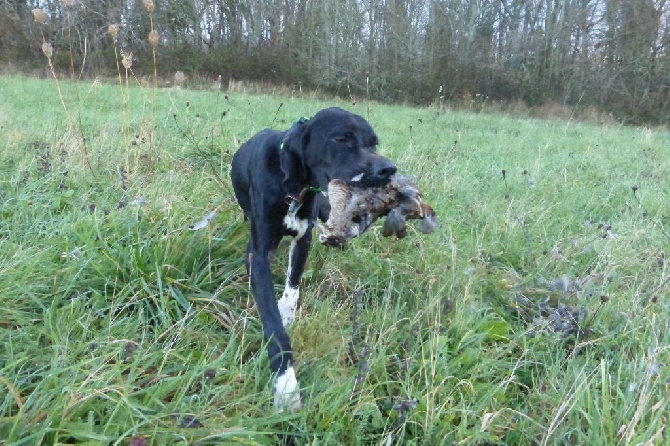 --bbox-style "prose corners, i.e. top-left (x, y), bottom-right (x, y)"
top-left (0, 74), bottom-right (669, 445)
